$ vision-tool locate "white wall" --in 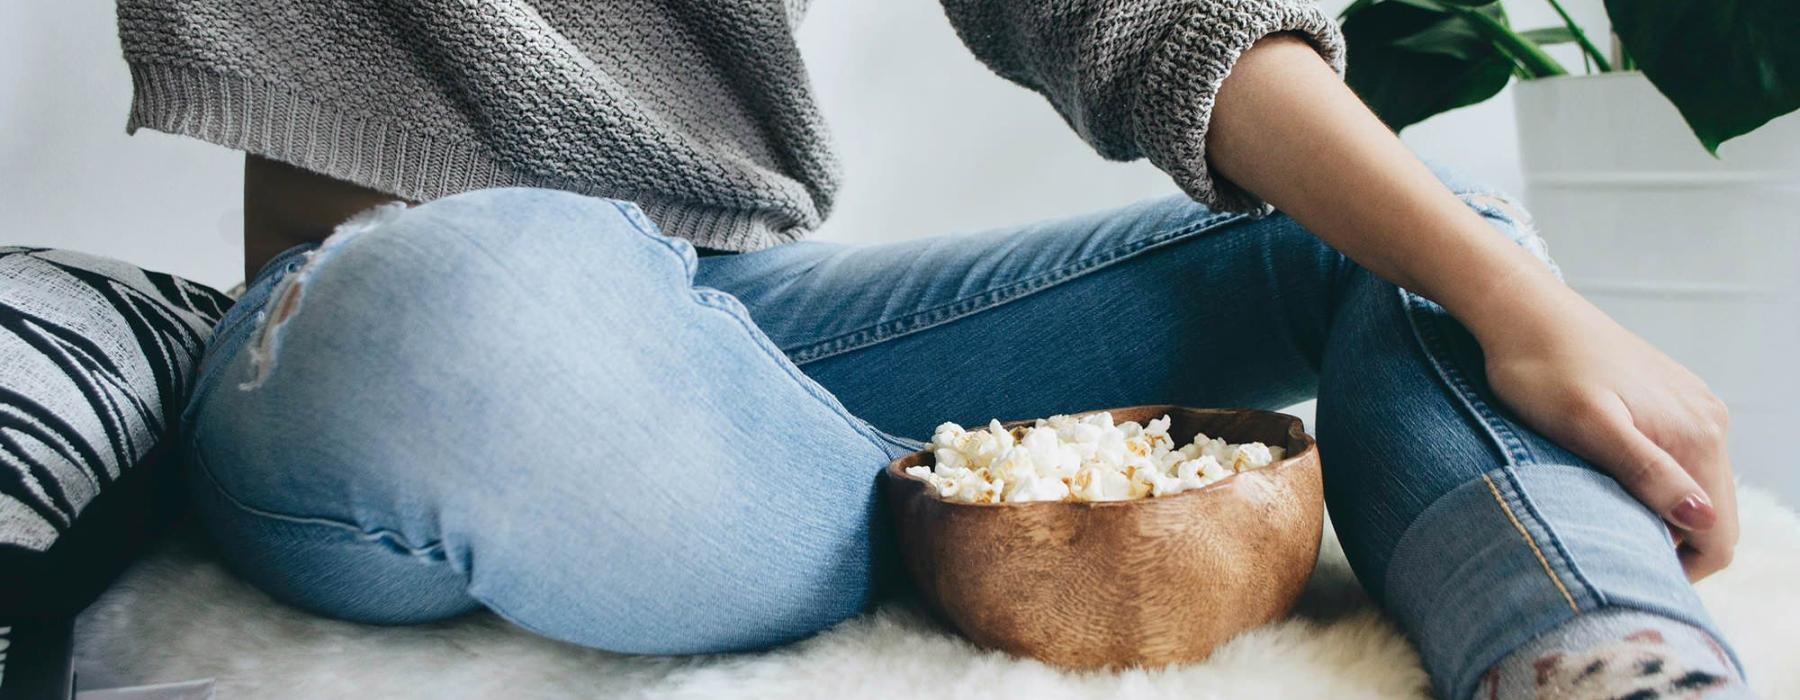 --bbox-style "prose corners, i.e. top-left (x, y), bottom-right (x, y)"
top-left (2, 2), bottom-right (243, 290)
